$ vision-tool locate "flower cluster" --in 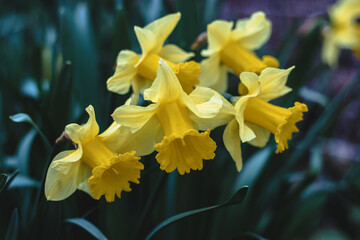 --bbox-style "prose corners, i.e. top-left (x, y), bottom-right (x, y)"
top-left (322, 0), bottom-right (360, 67)
top-left (45, 12), bottom-right (308, 202)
